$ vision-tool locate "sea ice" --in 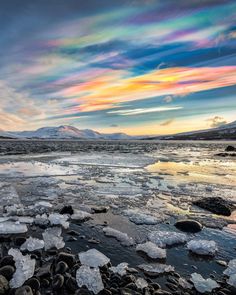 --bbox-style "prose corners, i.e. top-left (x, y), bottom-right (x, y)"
top-left (71, 209), bottom-right (92, 221)
top-left (103, 227), bottom-right (134, 246)
top-left (42, 227), bottom-right (65, 250)
top-left (34, 214), bottom-right (49, 227)
top-left (190, 273), bottom-right (219, 293)
top-left (20, 237), bottom-right (45, 252)
top-left (48, 213), bottom-right (69, 228)
top-left (76, 265), bottom-right (104, 294)
top-left (135, 277), bottom-right (148, 289)
top-left (0, 222), bottom-right (28, 234)
top-left (223, 259), bottom-right (236, 276)
top-left (5, 204), bottom-right (24, 216)
top-left (33, 201), bottom-right (53, 213)
top-left (136, 242), bottom-right (166, 259)
top-left (187, 240), bottom-right (217, 256)
top-left (79, 249), bottom-right (110, 268)
top-left (123, 209), bottom-right (159, 225)
top-left (227, 273), bottom-right (236, 288)
top-left (148, 231), bottom-right (187, 248)
top-left (110, 263), bottom-right (128, 276)
top-left (8, 248), bottom-right (36, 288)
top-left (138, 263), bottom-right (174, 275)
